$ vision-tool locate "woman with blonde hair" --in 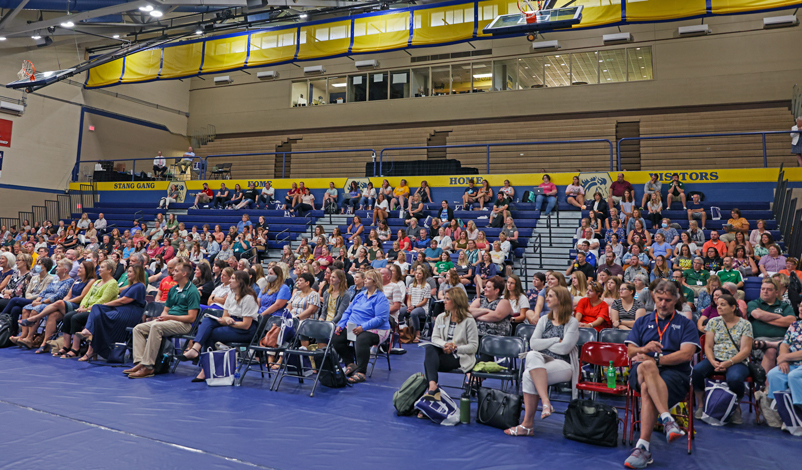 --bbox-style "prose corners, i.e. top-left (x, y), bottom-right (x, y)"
top-left (317, 269), bottom-right (350, 325)
top-left (419, 287), bottom-right (479, 403)
top-left (570, 271), bottom-right (588, 299)
top-left (602, 276), bottom-right (622, 306)
top-left (506, 286), bottom-right (579, 436)
top-left (529, 271), bottom-right (570, 322)
top-left (475, 231), bottom-right (489, 251)
top-left (465, 220), bottom-right (479, 241)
